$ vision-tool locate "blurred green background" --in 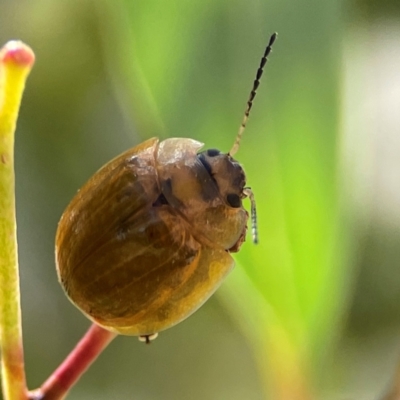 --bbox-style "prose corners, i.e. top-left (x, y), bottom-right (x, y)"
top-left (1, 0), bottom-right (400, 399)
